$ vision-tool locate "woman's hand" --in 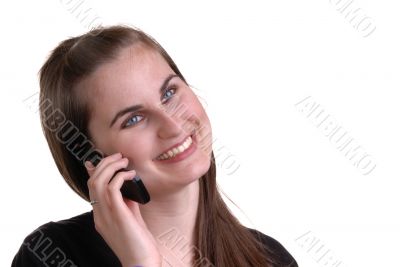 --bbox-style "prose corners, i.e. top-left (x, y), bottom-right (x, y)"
top-left (85, 152), bottom-right (162, 267)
